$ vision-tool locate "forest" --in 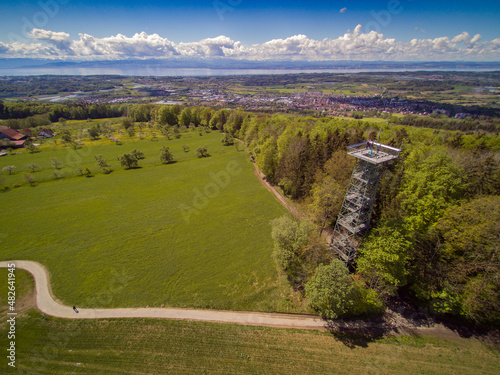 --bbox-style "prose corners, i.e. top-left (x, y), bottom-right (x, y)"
top-left (1, 102), bottom-right (499, 326)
